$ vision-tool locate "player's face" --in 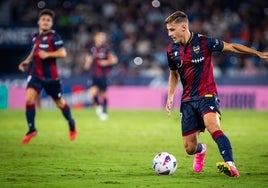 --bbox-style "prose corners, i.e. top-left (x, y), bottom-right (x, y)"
top-left (38, 15), bottom-right (53, 32)
top-left (94, 32), bottom-right (107, 46)
top-left (166, 21), bottom-right (187, 43)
